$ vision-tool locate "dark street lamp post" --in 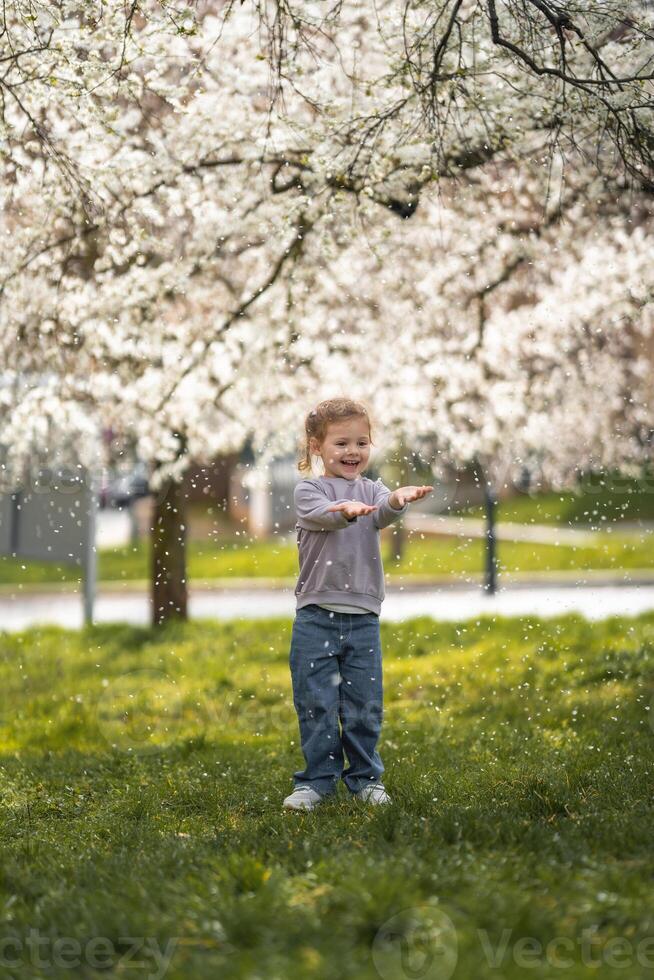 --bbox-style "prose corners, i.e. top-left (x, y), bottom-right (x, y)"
top-left (474, 455), bottom-right (498, 594)
top-left (483, 478), bottom-right (498, 594)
